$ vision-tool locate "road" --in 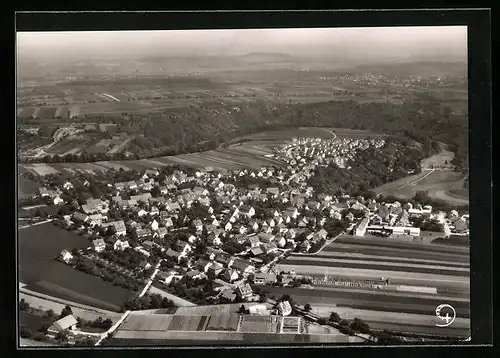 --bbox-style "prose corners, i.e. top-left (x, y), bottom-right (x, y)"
top-left (434, 190), bottom-right (469, 205)
top-left (18, 219), bottom-right (53, 229)
top-left (397, 169), bottom-right (435, 189)
top-left (94, 260), bottom-right (163, 346)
